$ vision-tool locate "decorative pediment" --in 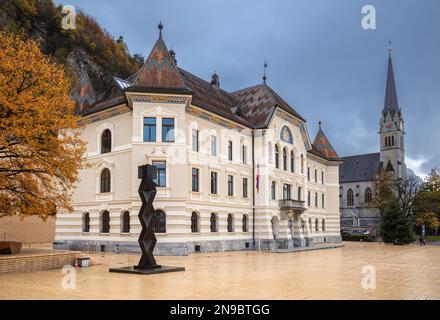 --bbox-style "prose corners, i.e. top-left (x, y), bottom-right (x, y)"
top-left (94, 158), bottom-right (115, 172)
